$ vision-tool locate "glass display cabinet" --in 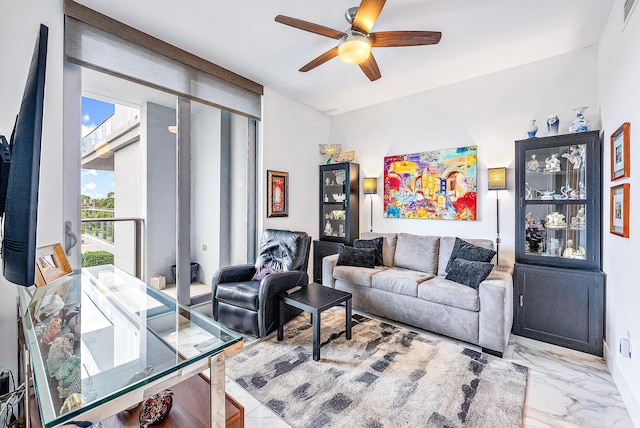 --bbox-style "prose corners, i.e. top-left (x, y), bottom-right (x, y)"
top-left (318, 162), bottom-right (359, 244)
top-left (514, 131), bottom-right (604, 356)
top-left (515, 131), bottom-right (601, 270)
